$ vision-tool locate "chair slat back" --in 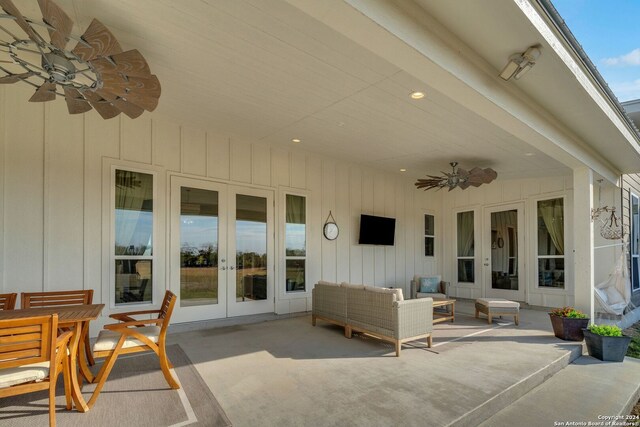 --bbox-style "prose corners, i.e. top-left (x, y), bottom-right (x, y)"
top-left (0, 314), bottom-right (56, 370)
top-left (0, 293), bottom-right (17, 310)
top-left (158, 291), bottom-right (176, 333)
top-left (21, 290), bottom-right (93, 309)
